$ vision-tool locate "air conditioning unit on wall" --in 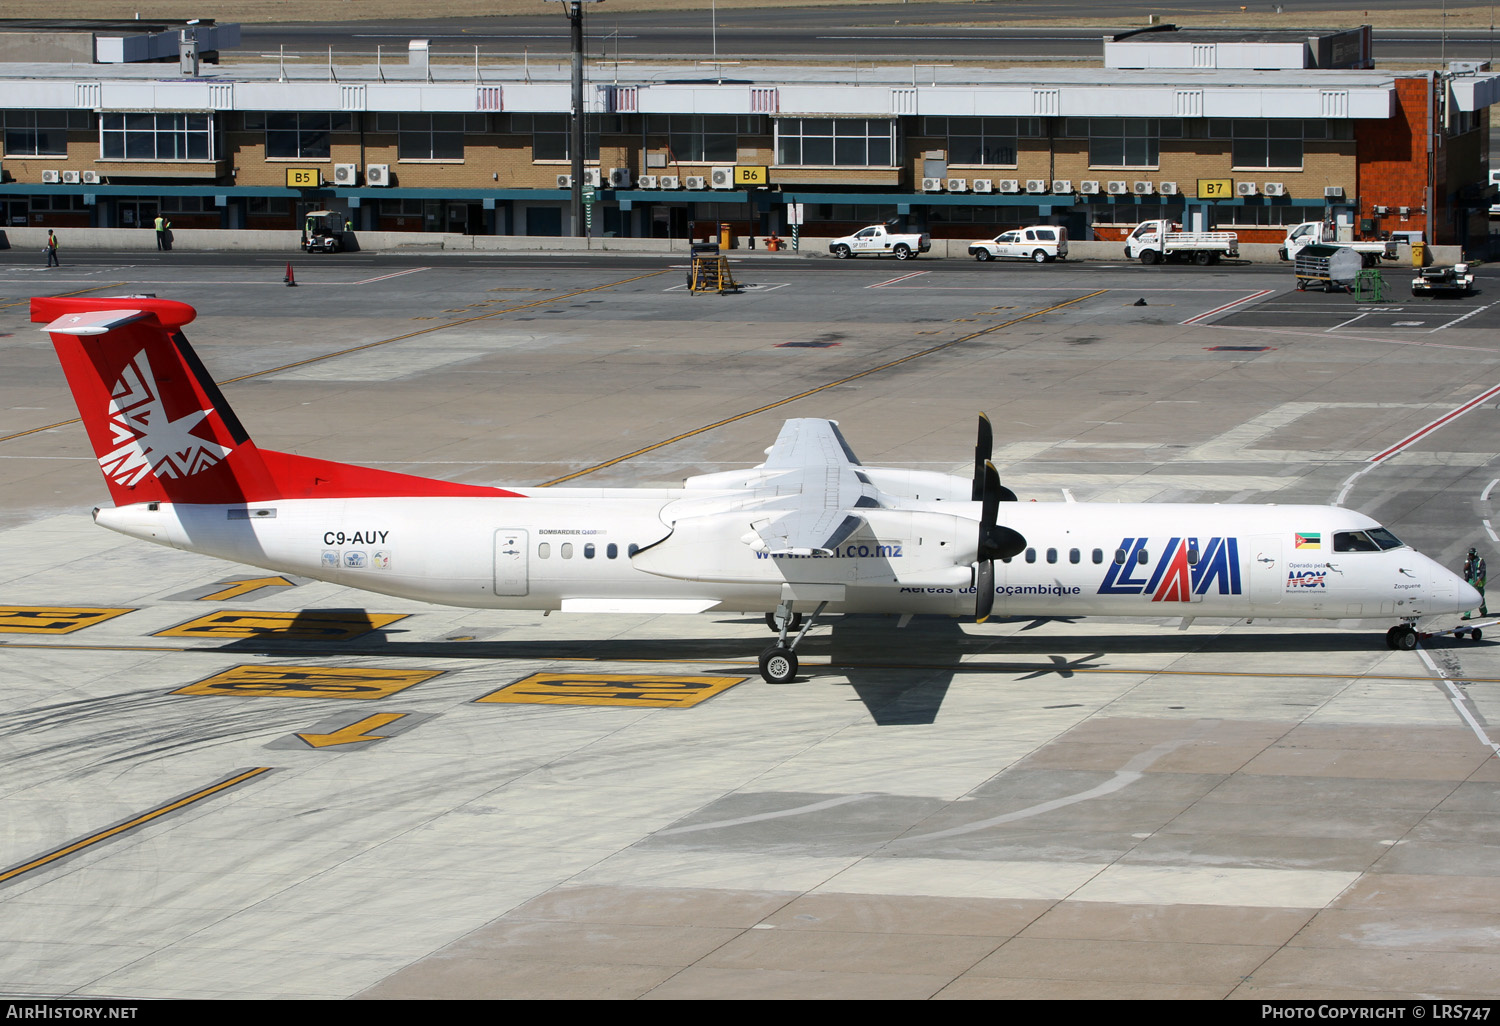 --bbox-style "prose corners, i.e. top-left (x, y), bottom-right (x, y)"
top-left (922, 177), bottom-right (945, 192)
top-left (1132, 181), bottom-right (1153, 195)
top-left (1262, 182), bottom-right (1286, 197)
top-left (637, 175), bottom-right (658, 189)
top-left (710, 166), bottom-right (734, 189)
top-left (1051, 179), bottom-right (1073, 194)
top-left (995, 179), bottom-right (1019, 193)
top-left (946, 178), bottom-right (968, 192)
top-left (555, 174), bottom-right (572, 189)
top-left (1236, 181), bottom-right (1258, 197)
top-left (609, 167), bottom-right (632, 188)
top-left (333, 163), bottom-right (357, 185)
top-left (970, 179), bottom-right (993, 194)
top-left (41, 170), bottom-right (61, 184)
top-left (1078, 180), bottom-right (1100, 194)
top-left (1107, 181), bottom-right (1129, 195)
top-left (583, 168), bottom-right (602, 187)
top-left (1026, 180), bottom-right (1048, 194)
top-left (659, 175), bottom-right (681, 189)
top-left (684, 175), bottom-right (707, 190)
top-left (1157, 181), bottom-right (1178, 196)
top-left (366, 164), bottom-right (390, 186)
